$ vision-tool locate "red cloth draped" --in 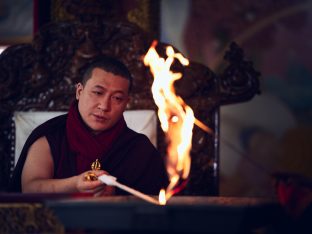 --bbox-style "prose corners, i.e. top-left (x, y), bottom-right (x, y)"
top-left (66, 101), bottom-right (126, 174)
